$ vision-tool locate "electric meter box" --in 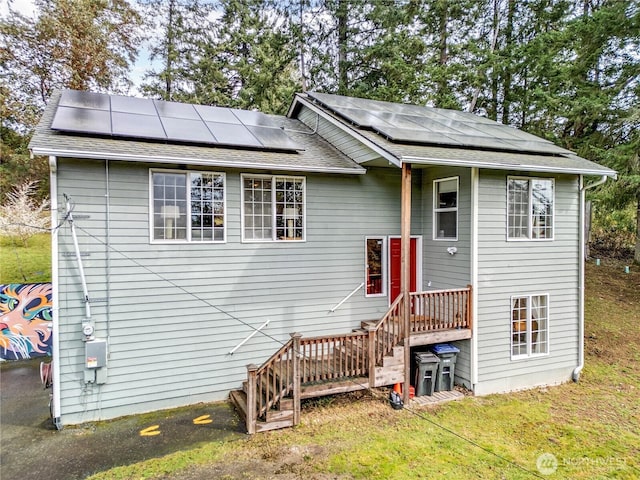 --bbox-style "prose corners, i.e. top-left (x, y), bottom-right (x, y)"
top-left (85, 339), bottom-right (107, 369)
